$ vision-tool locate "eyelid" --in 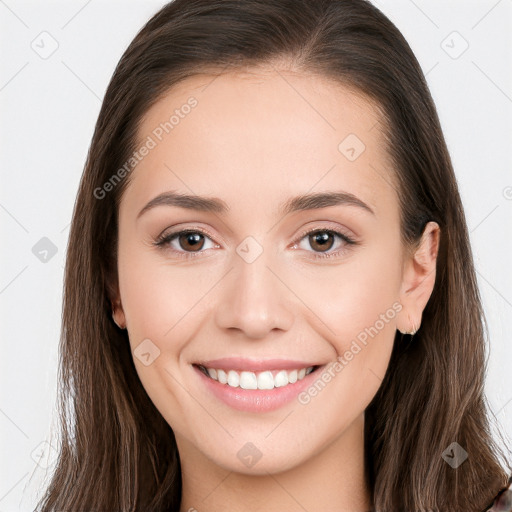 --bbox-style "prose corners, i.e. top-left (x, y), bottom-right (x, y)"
top-left (291, 221), bottom-right (358, 246)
